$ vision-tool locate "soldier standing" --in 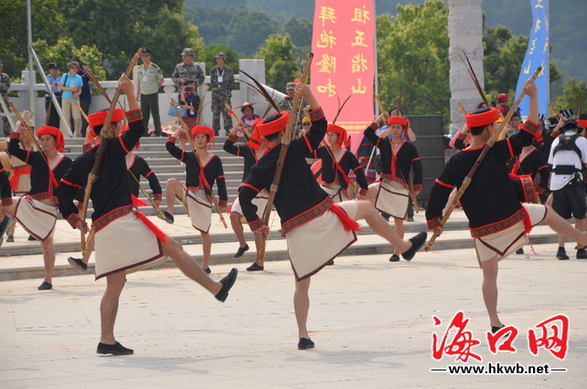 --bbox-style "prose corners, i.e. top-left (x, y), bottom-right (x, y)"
top-left (210, 52), bottom-right (234, 136)
top-left (171, 48), bottom-right (205, 91)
